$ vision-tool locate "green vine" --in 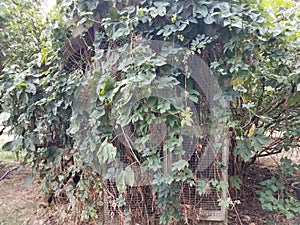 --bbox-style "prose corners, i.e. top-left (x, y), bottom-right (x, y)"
top-left (0, 0), bottom-right (299, 223)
